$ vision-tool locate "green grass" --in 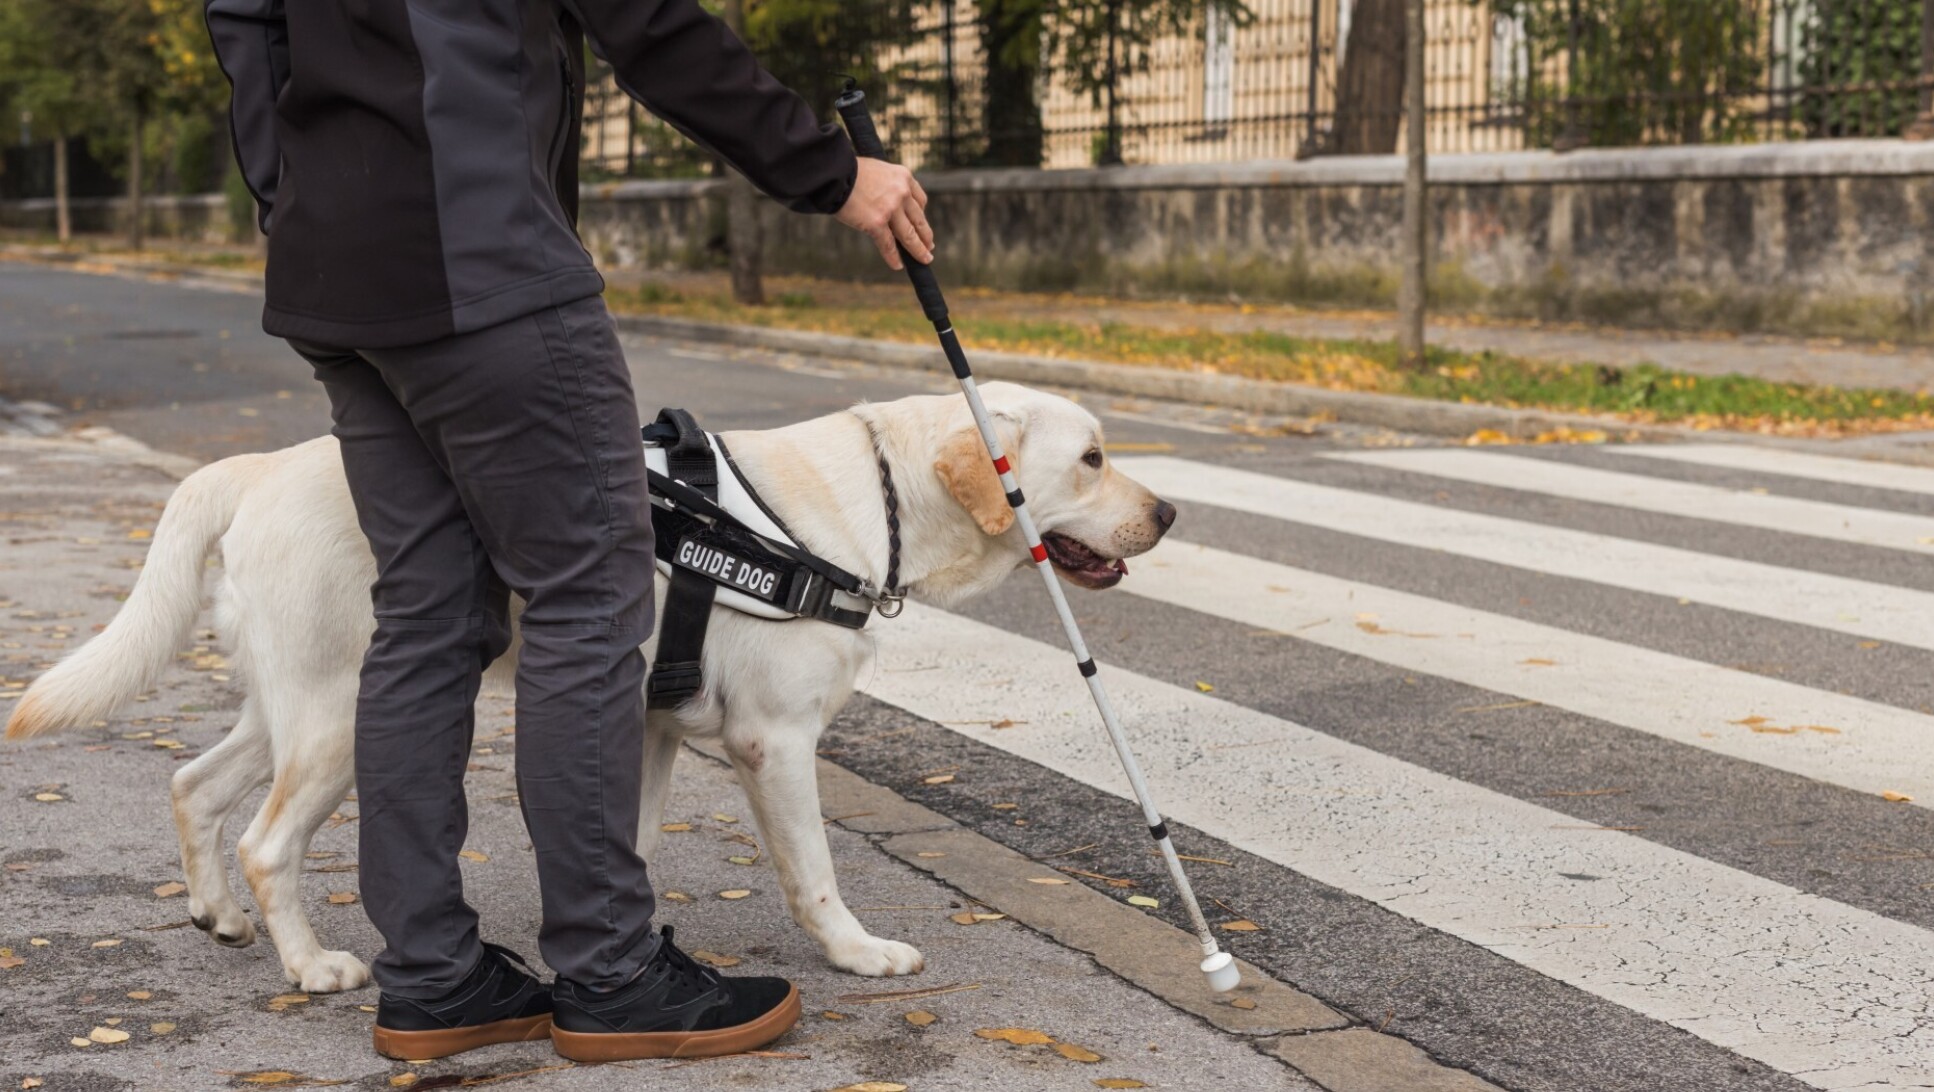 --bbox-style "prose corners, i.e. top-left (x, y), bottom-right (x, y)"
top-left (604, 286), bottom-right (1934, 433)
